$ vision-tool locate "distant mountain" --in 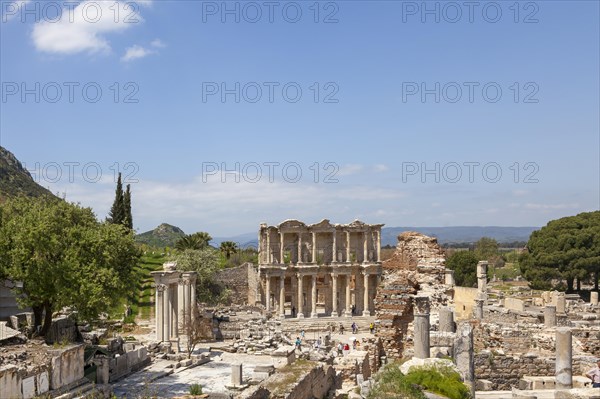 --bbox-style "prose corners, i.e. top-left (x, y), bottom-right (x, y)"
top-left (380, 226), bottom-right (538, 246)
top-left (0, 146), bottom-right (54, 200)
top-left (135, 223), bottom-right (186, 247)
top-left (213, 226), bottom-right (539, 248)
